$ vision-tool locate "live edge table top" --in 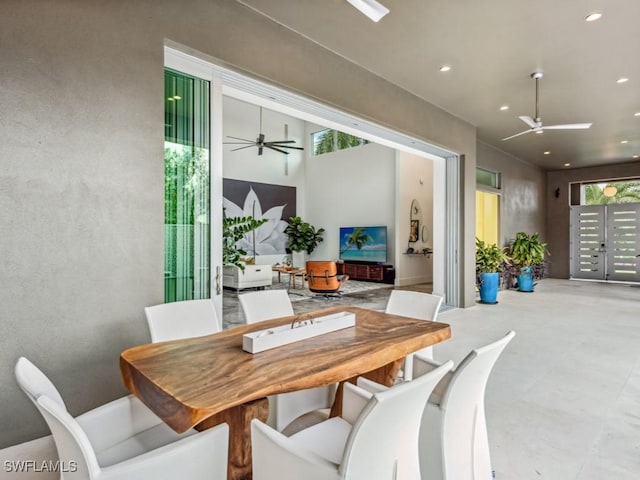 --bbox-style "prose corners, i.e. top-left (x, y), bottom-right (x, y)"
top-left (120, 305), bottom-right (451, 433)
